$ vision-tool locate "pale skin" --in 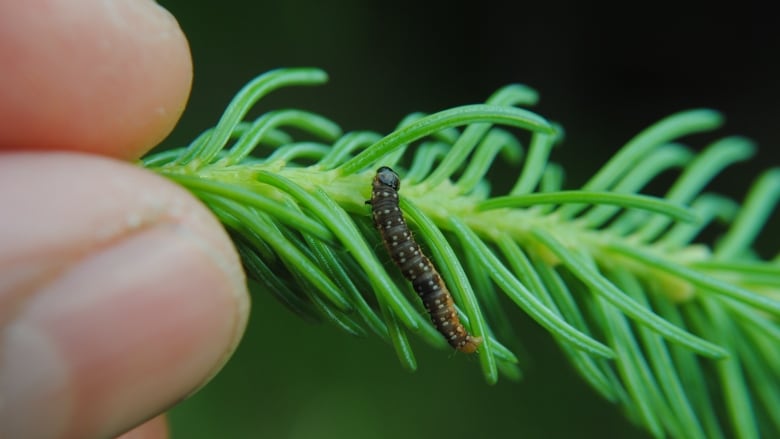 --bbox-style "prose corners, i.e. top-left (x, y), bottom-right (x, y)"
top-left (0, 1), bottom-right (250, 438)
